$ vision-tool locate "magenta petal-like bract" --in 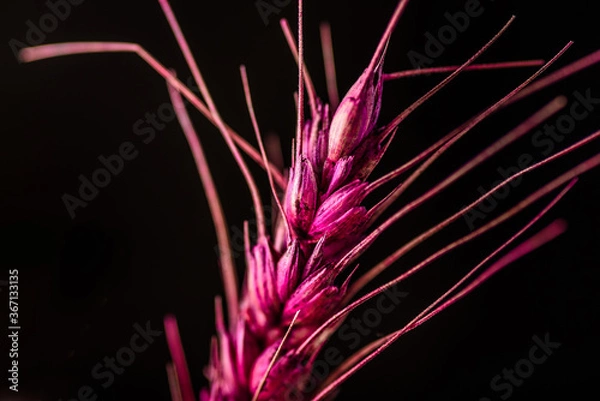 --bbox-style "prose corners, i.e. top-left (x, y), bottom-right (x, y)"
top-left (327, 49), bottom-right (385, 162)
